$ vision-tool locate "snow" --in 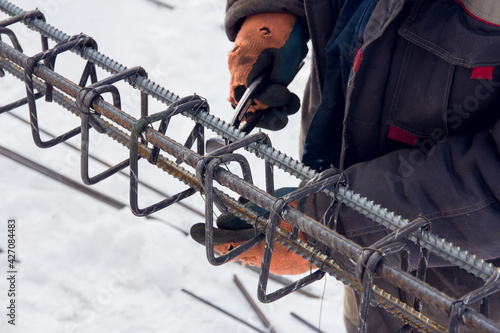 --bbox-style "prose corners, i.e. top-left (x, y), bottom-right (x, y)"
top-left (0, 1), bottom-right (346, 332)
